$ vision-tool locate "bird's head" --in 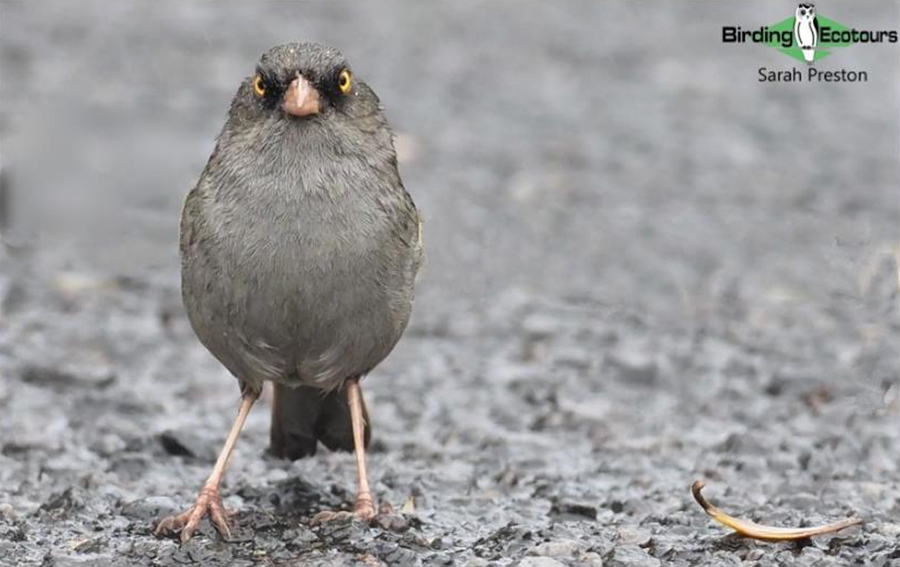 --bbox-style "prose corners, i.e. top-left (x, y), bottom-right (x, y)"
top-left (212, 43), bottom-right (395, 189)
top-left (226, 42), bottom-right (383, 130)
